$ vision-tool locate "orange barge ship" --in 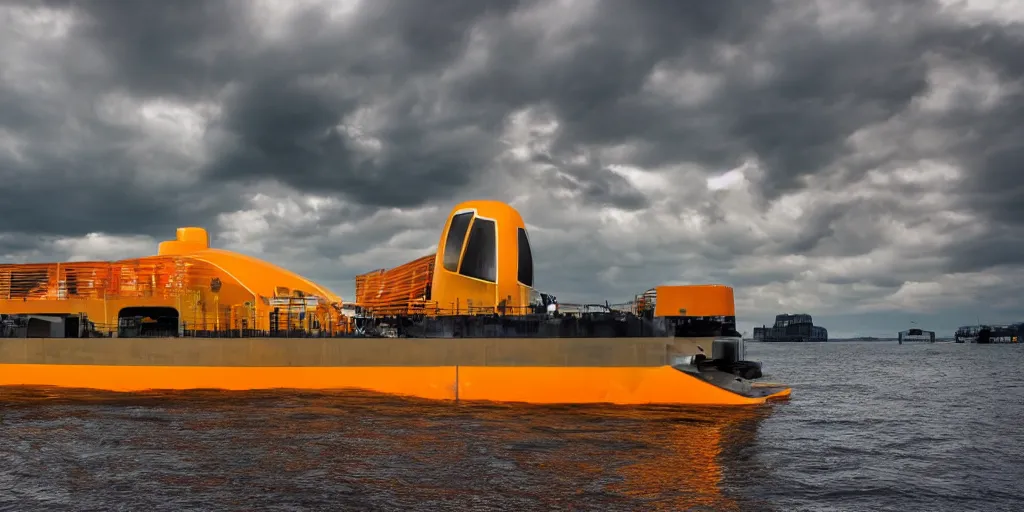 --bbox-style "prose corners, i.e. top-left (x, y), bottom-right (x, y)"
top-left (0, 200), bottom-right (791, 406)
